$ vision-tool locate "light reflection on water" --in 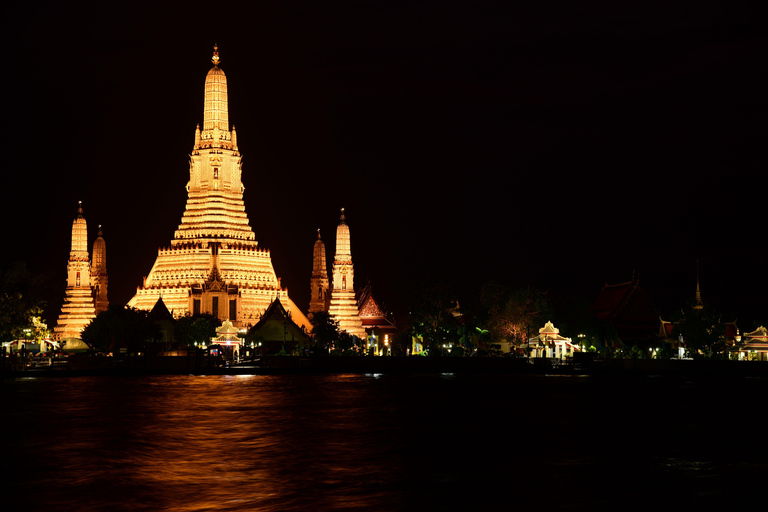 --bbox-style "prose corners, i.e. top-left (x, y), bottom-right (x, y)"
top-left (2, 373), bottom-right (766, 511)
top-left (4, 375), bottom-right (412, 511)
